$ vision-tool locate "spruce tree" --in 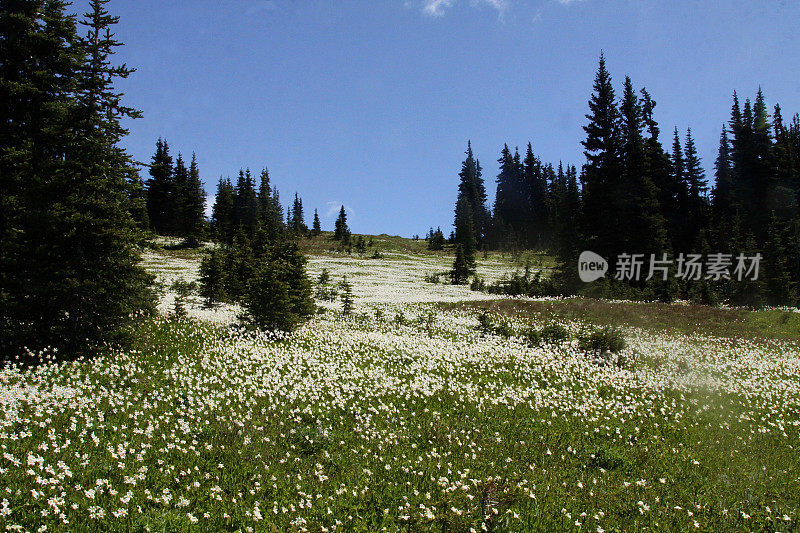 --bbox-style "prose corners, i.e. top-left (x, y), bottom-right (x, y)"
top-left (233, 169), bottom-right (258, 238)
top-left (525, 142), bottom-right (549, 249)
top-left (457, 141), bottom-right (490, 246)
top-left (182, 153), bottom-right (206, 246)
top-left (126, 168), bottom-right (150, 231)
top-left (493, 144), bottom-right (515, 246)
top-left (257, 168), bottom-right (283, 240)
top-left (291, 193), bottom-right (307, 234)
top-left (453, 194), bottom-right (477, 272)
top-left (1, 0), bottom-right (154, 358)
top-left (712, 125), bottom-right (734, 226)
top-left (211, 178), bottom-right (235, 244)
top-left (146, 138), bottom-right (174, 234)
top-left (334, 205), bottom-right (350, 243)
top-left (683, 128), bottom-right (708, 250)
top-left (172, 153), bottom-right (188, 236)
top-left (581, 54), bottom-right (623, 257)
top-left (242, 240), bottom-right (315, 331)
top-left (312, 209), bottom-right (322, 236)
top-left (617, 76), bottom-right (667, 259)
